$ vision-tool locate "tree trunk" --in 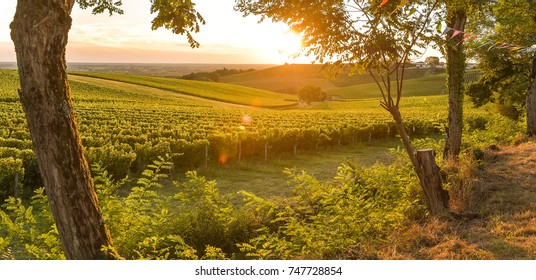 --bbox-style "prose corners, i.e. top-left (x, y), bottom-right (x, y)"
top-left (10, 0), bottom-right (117, 259)
top-left (390, 107), bottom-right (421, 175)
top-left (416, 149), bottom-right (450, 216)
top-left (527, 54), bottom-right (536, 137)
top-left (390, 107), bottom-right (450, 216)
top-left (444, 10), bottom-right (467, 160)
